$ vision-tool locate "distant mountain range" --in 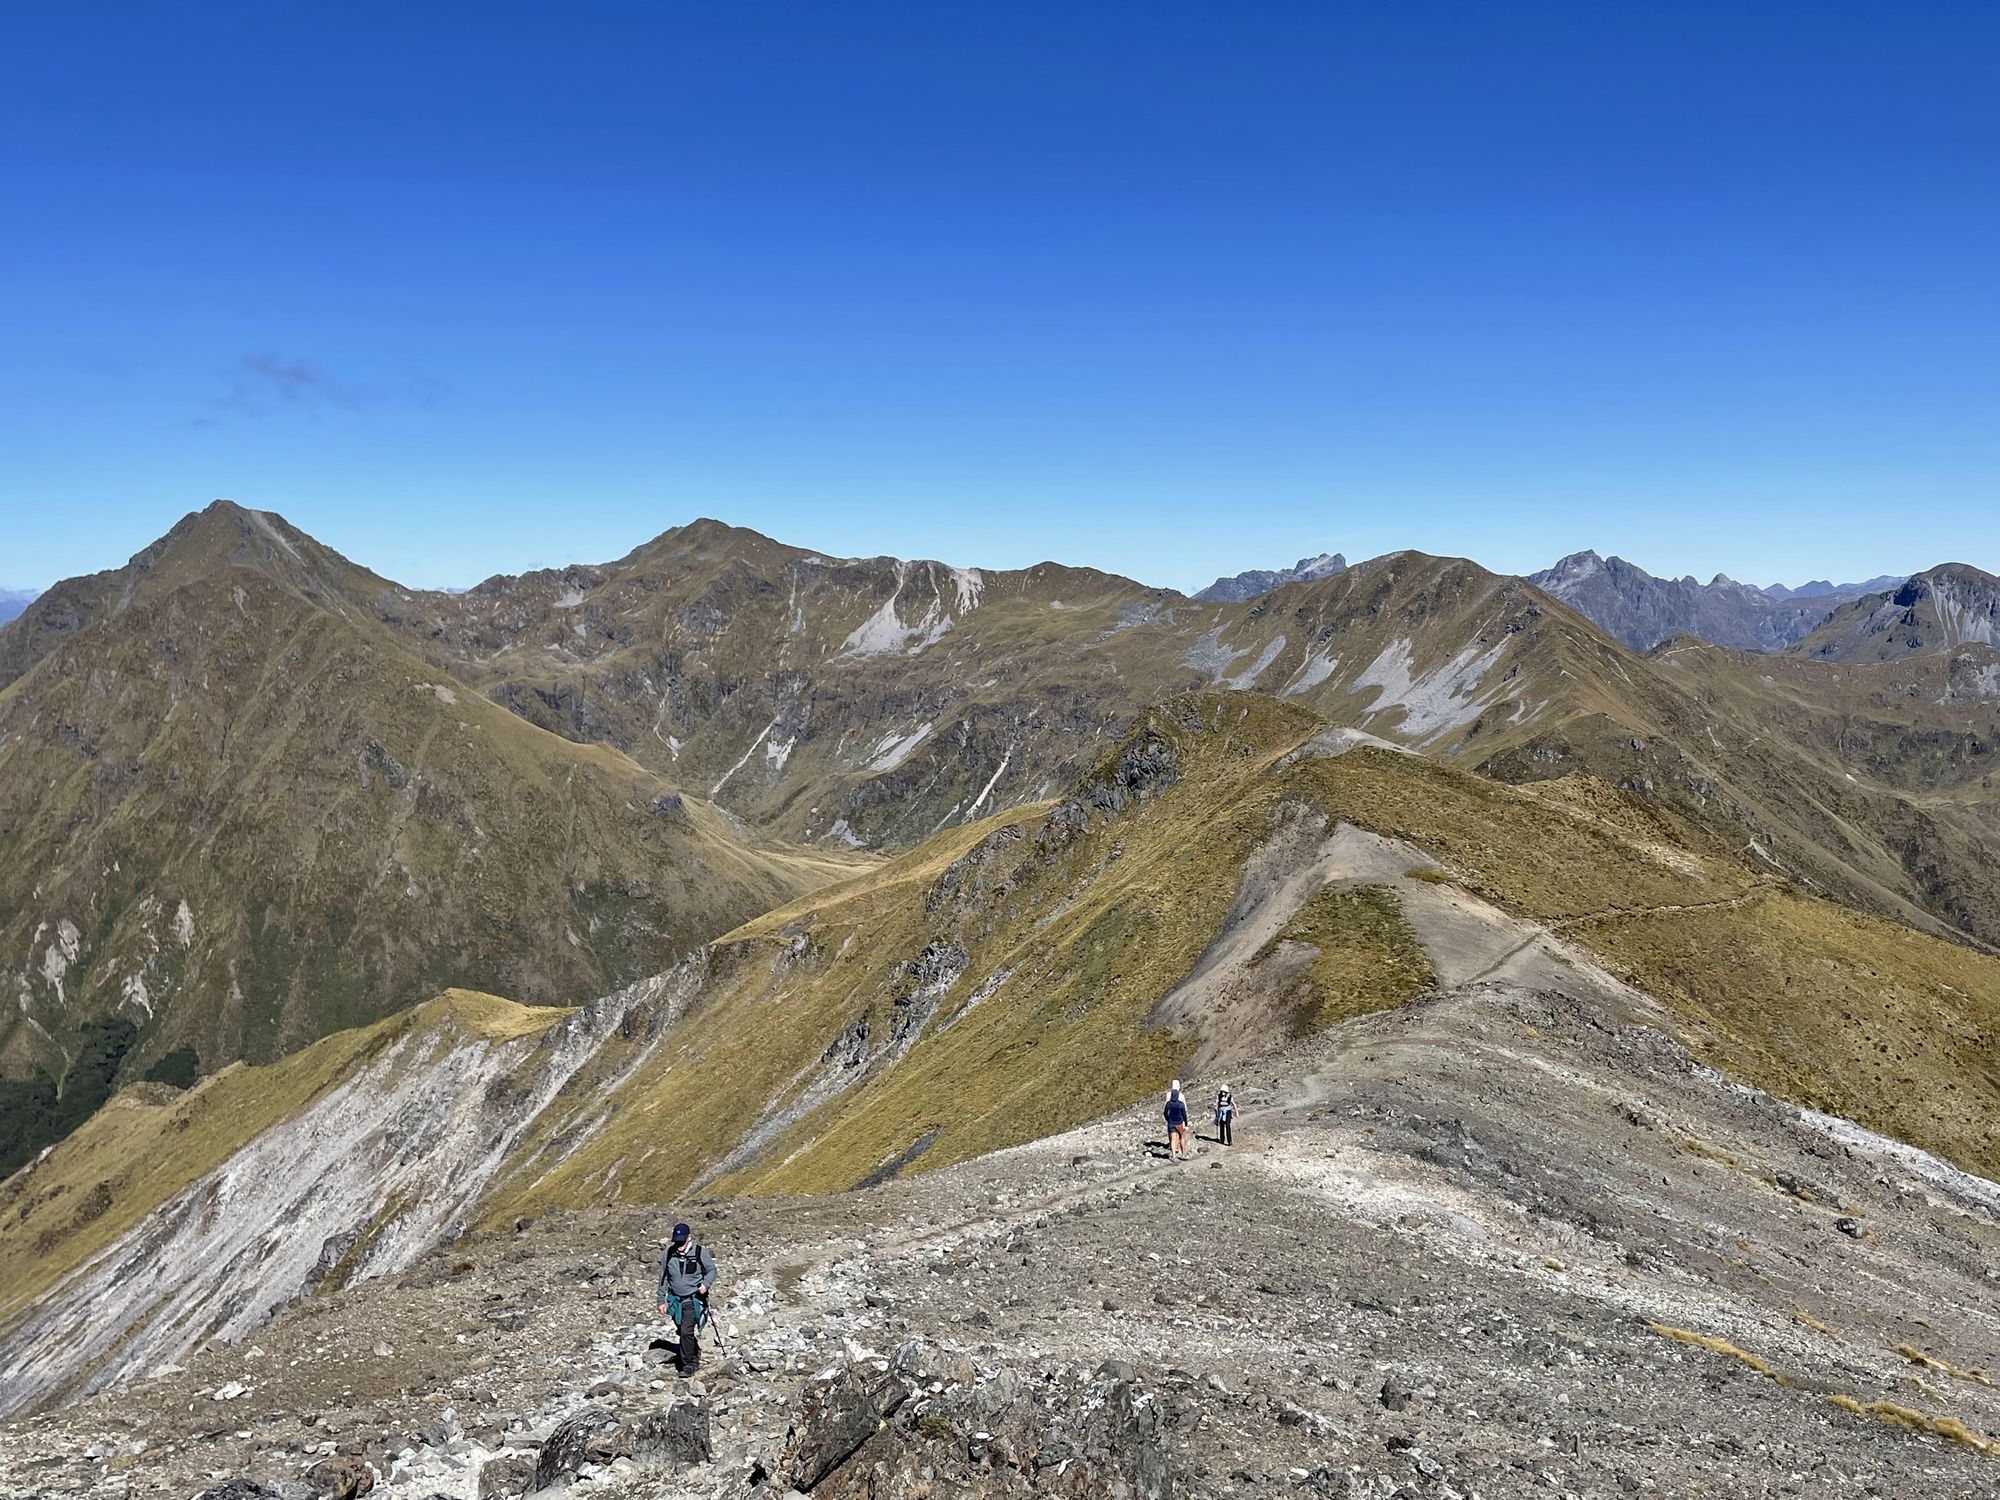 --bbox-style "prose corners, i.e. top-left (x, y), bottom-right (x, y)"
top-left (1202, 548), bottom-right (1912, 654)
top-left (1525, 551), bottom-right (1906, 653)
top-left (1764, 574), bottom-right (1903, 602)
top-left (0, 589), bottom-right (36, 625)
top-left (1196, 552), bottom-right (1346, 602)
